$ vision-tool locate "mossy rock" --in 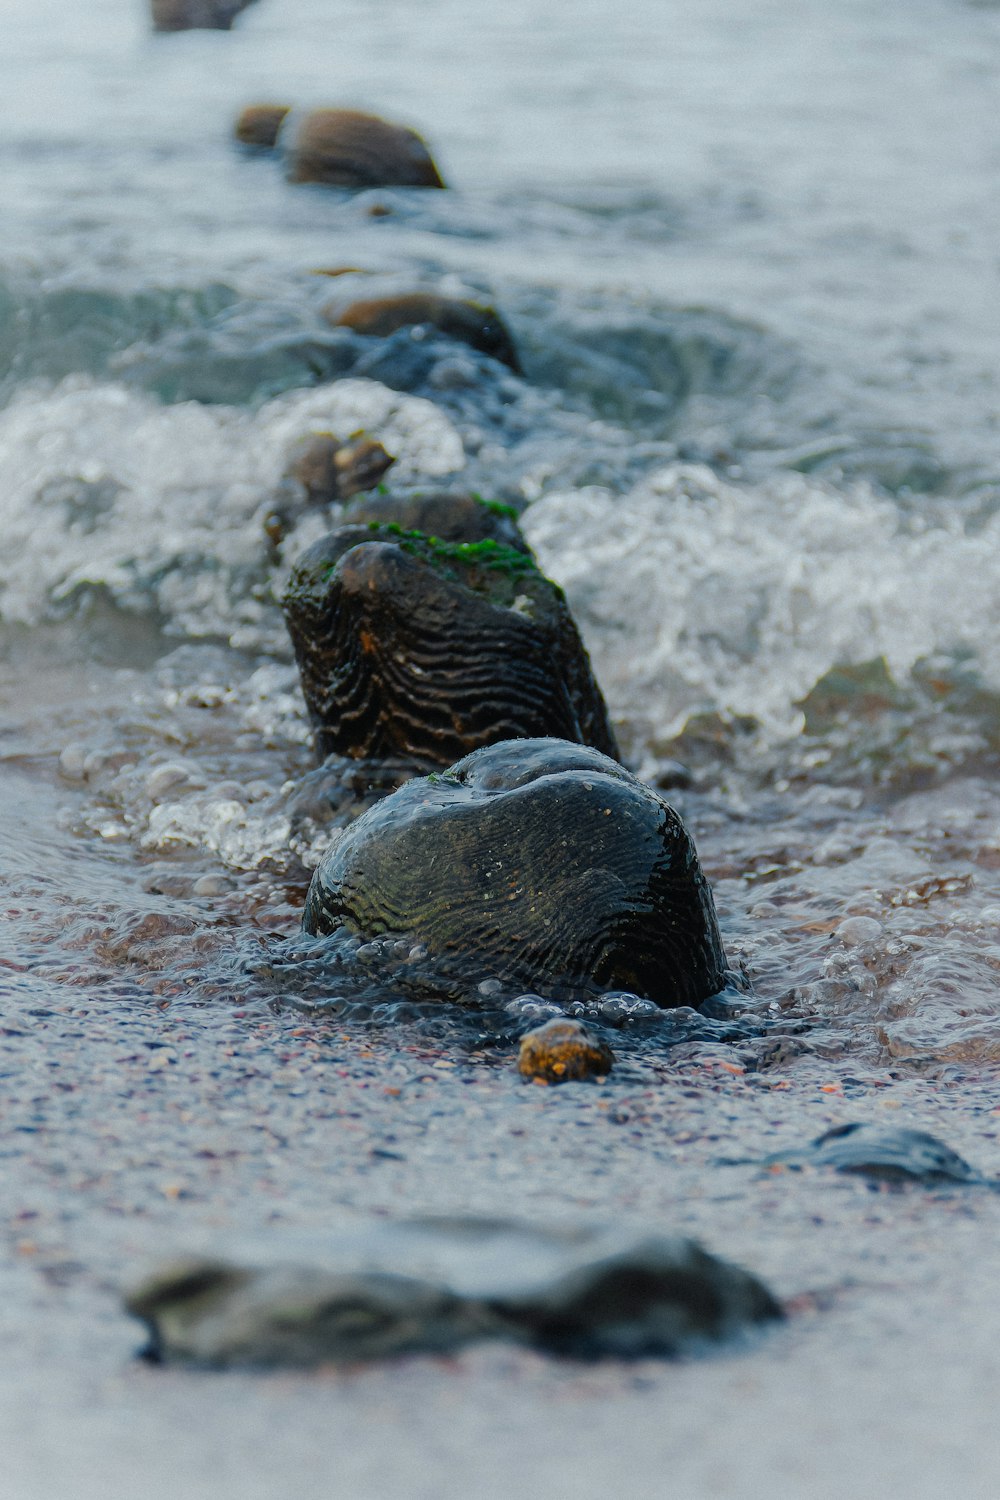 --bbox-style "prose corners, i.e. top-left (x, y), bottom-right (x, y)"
top-left (302, 737), bottom-right (729, 1008)
top-left (343, 491), bottom-right (528, 552)
top-left (282, 527), bottom-right (618, 765)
